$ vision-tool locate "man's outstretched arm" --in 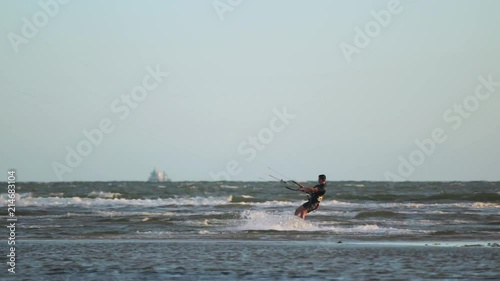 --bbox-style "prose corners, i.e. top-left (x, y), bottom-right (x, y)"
top-left (299, 186), bottom-right (318, 193)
